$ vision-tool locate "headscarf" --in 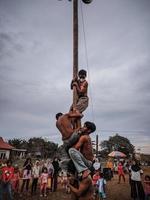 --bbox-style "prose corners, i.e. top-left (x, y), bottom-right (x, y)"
top-left (131, 161), bottom-right (141, 172)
